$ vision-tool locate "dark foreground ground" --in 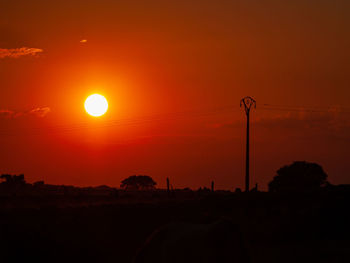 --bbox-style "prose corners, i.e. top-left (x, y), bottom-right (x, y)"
top-left (0, 190), bottom-right (349, 263)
